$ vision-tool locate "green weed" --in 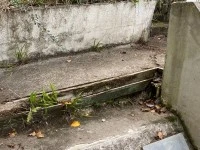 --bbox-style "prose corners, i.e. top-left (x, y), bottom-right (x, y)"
top-left (27, 84), bottom-right (58, 123)
top-left (65, 93), bottom-right (83, 115)
top-left (90, 39), bottom-right (102, 52)
top-left (10, 0), bottom-right (45, 7)
top-left (15, 44), bottom-right (27, 64)
top-left (131, 0), bottom-right (138, 3)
